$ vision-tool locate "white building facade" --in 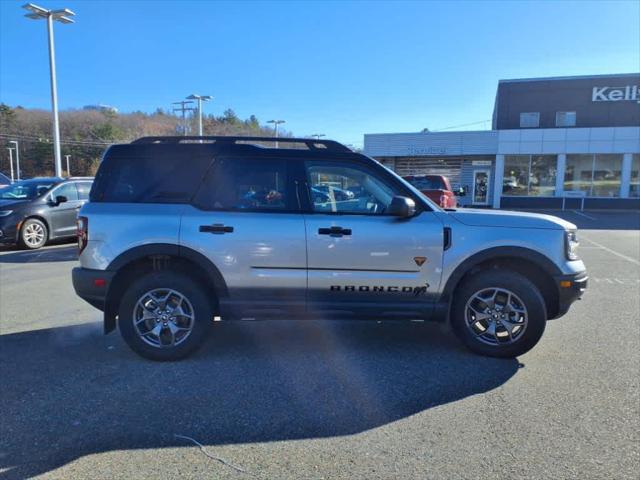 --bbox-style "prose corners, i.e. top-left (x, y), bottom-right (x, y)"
top-left (364, 74), bottom-right (640, 210)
